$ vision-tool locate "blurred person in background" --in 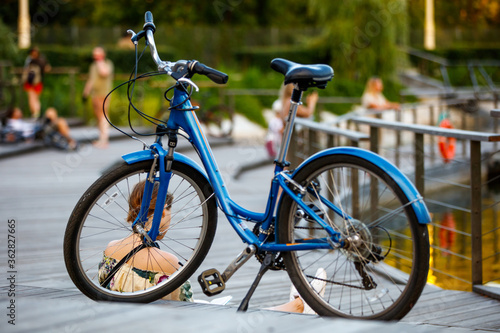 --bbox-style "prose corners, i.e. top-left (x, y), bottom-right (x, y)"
top-left (22, 47), bottom-right (51, 118)
top-left (83, 47), bottom-right (114, 149)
